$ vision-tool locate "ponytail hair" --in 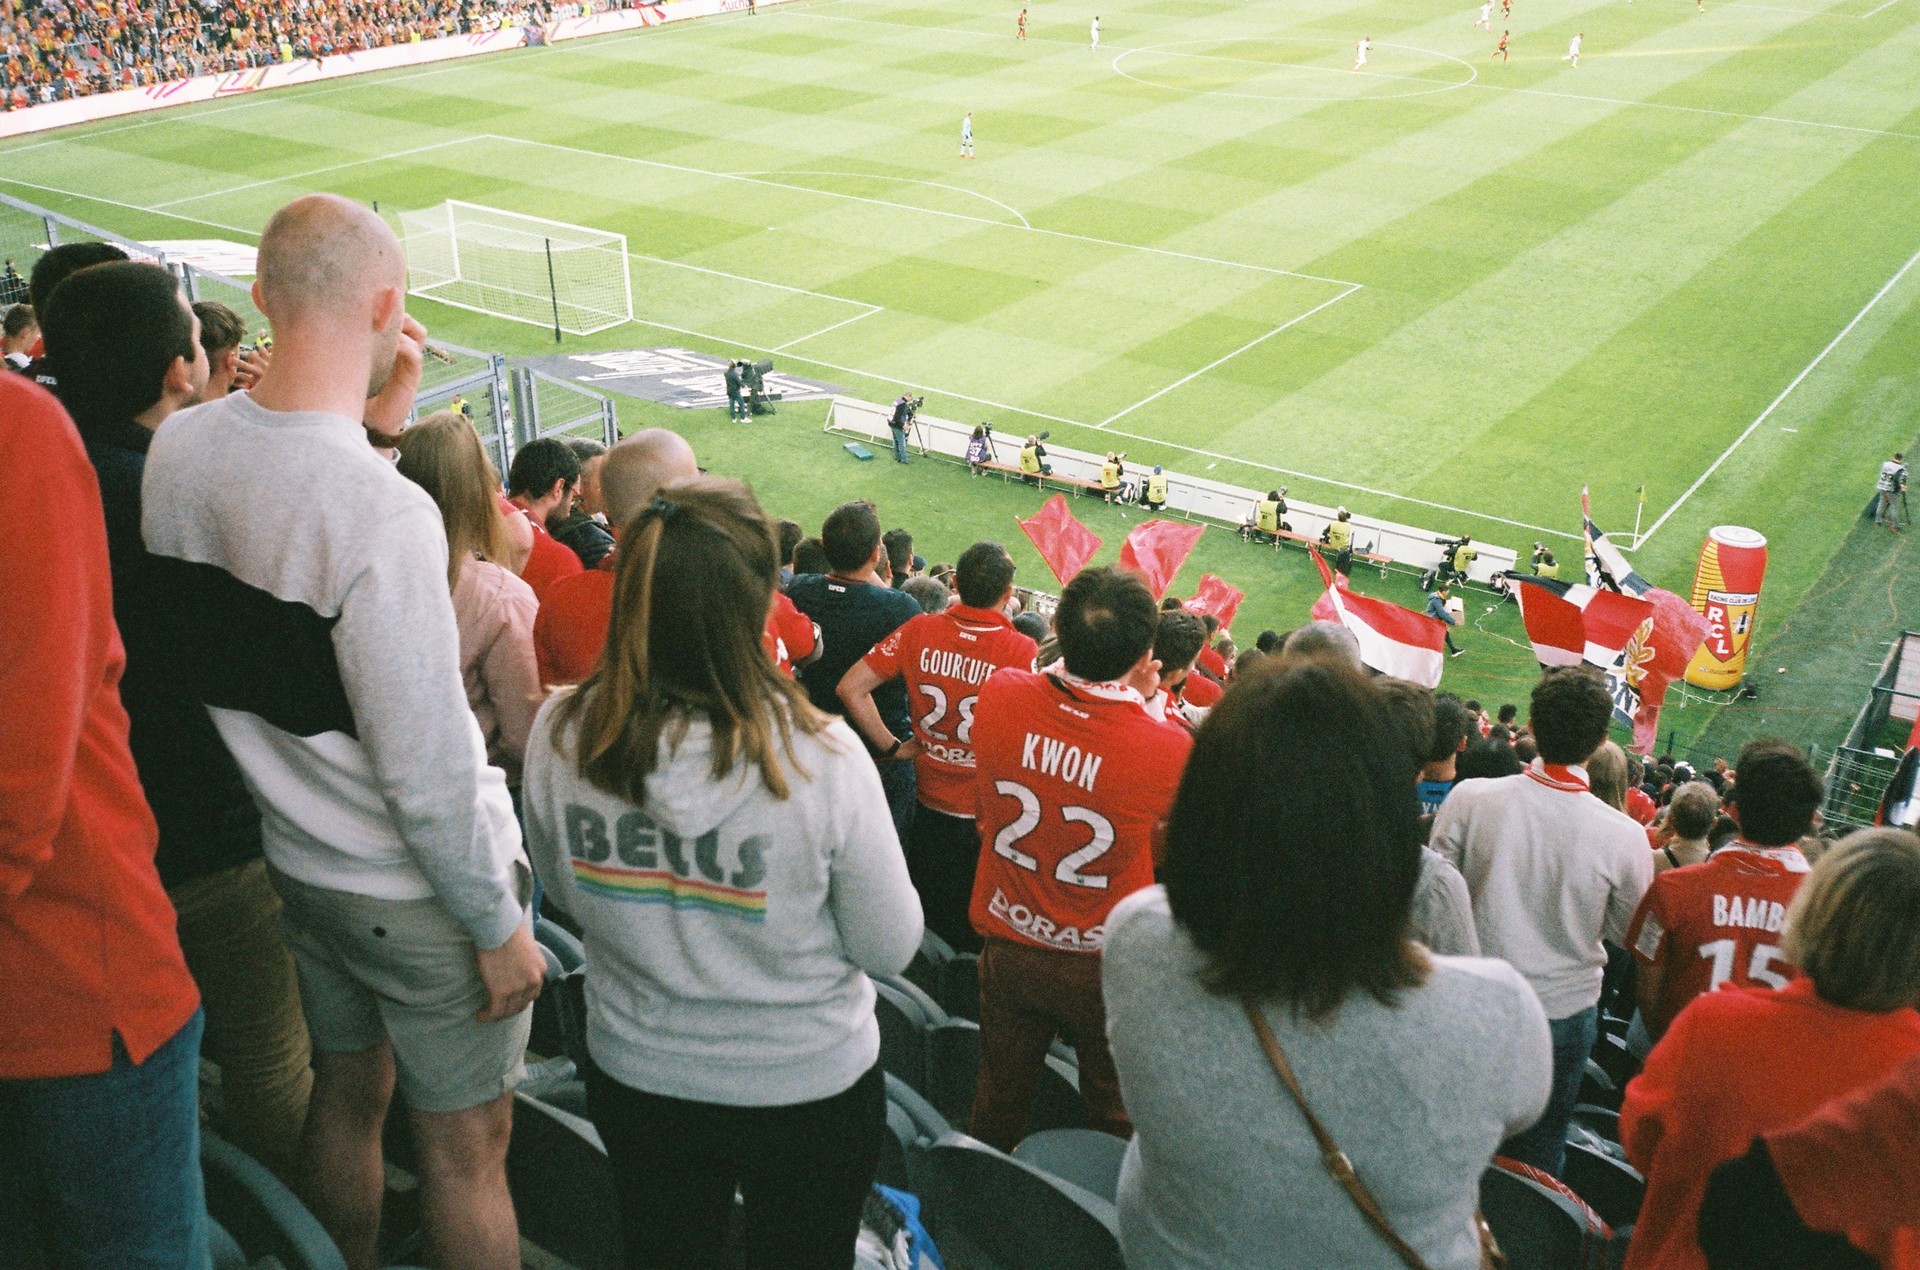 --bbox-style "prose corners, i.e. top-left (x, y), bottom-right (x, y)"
top-left (557, 475), bottom-right (832, 802)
